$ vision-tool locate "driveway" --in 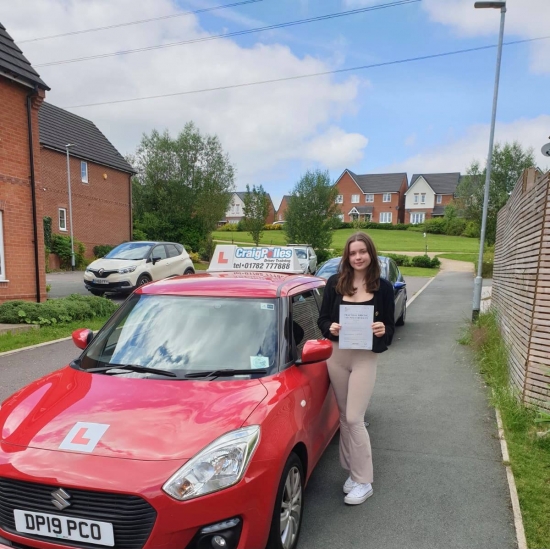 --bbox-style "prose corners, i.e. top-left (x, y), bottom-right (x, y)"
top-left (46, 271), bottom-right (126, 304)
